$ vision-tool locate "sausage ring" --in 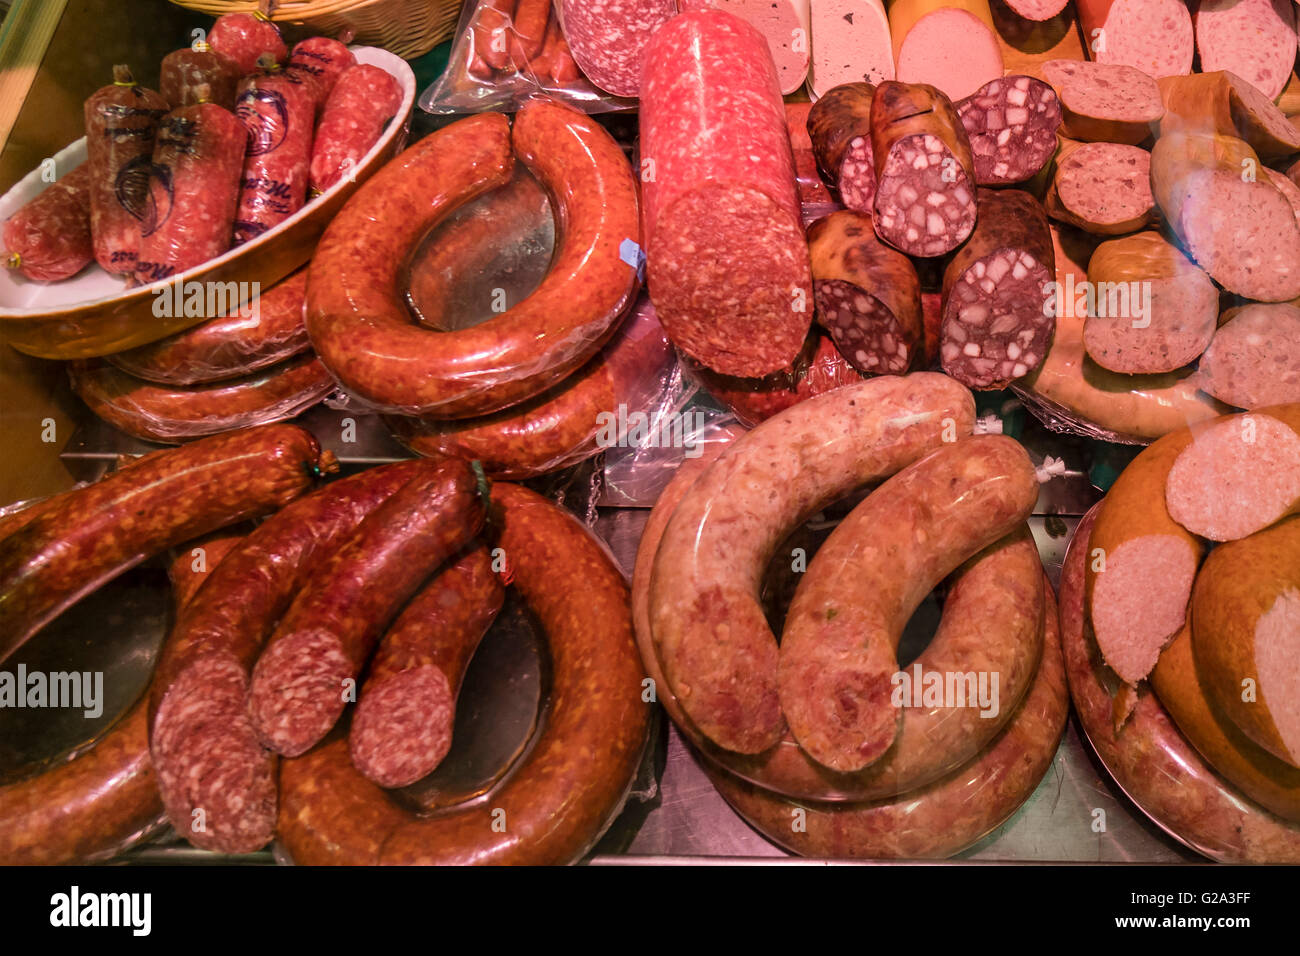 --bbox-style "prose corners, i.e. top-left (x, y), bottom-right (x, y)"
top-left (306, 98), bottom-right (642, 418)
top-left (277, 483), bottom-right (650, 865)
